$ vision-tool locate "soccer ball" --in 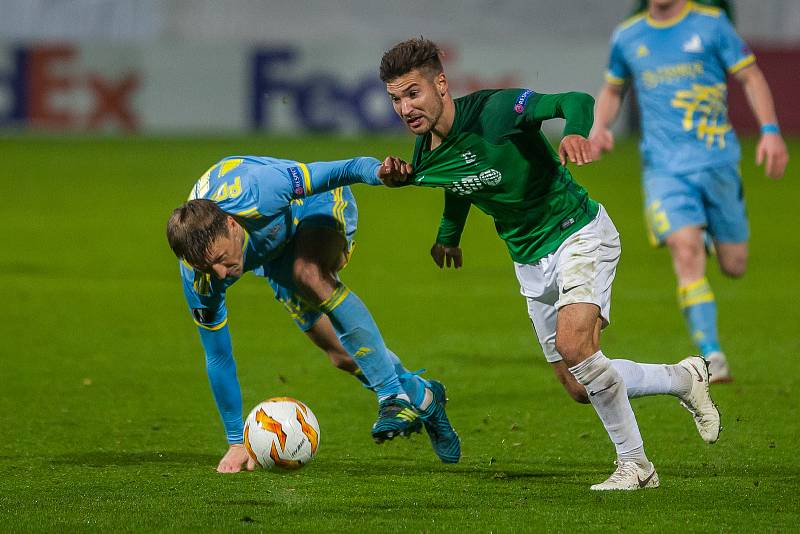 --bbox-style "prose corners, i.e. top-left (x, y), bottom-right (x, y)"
top-left (243, 397), bottom-right (320, 470)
